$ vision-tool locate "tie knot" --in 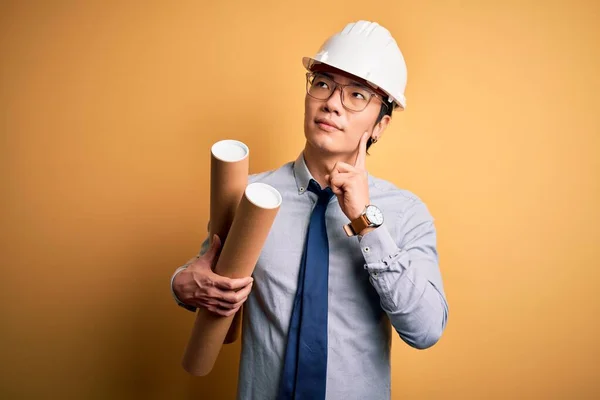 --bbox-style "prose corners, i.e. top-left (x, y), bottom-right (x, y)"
top-left (308, 179), bottom-right (334, 204)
